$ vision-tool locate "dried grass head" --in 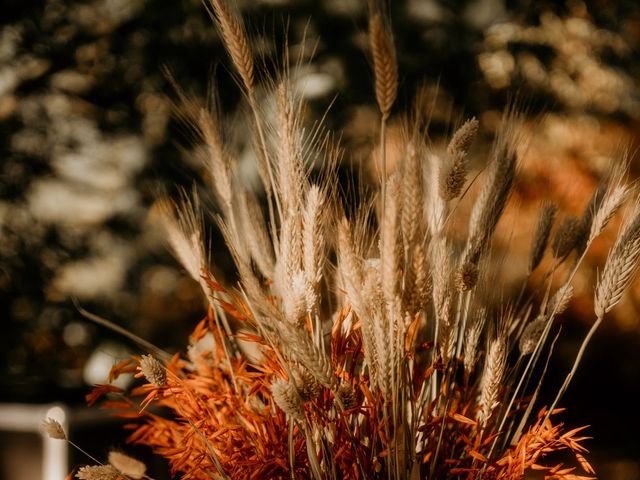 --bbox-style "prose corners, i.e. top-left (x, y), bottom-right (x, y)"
top-left (80, 1), bottom-right (640, 479)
